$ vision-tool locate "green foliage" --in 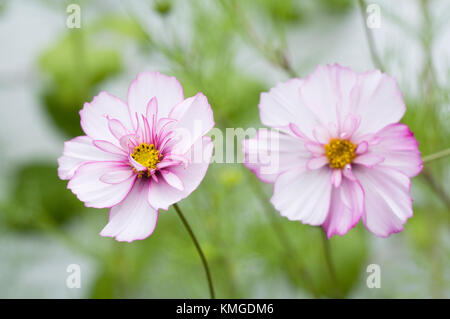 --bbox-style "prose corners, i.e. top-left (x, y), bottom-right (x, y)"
top-left (39, 29), bottom-right (122, 137)
top-left (1, 162), bottom-right (84, 231)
